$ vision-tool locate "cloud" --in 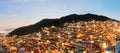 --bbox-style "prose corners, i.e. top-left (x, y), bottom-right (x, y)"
top-left (0, 30), bottom-right (6, 33)
top-left (0, 28), bottom-right (15, 34)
